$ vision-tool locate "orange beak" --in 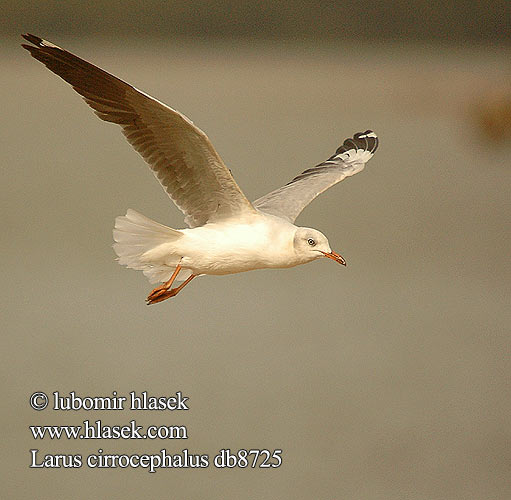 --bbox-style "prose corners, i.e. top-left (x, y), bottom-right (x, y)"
top-left (321, 250), bottom-right (347, 266)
